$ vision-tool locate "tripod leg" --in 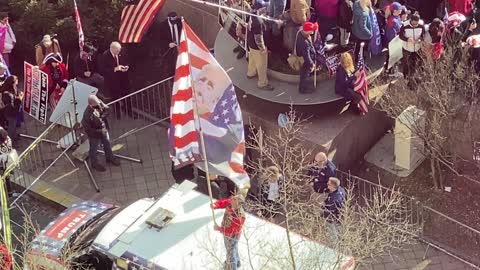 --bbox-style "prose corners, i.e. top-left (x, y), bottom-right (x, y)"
top-left (84, 160), bottom-right (100, 192)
